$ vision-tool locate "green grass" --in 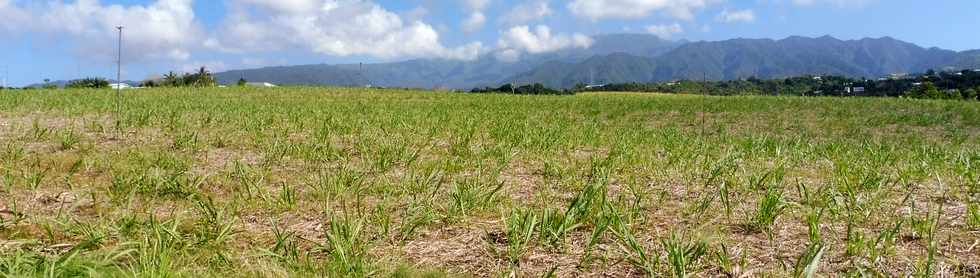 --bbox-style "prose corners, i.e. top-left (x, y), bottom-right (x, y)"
top-left (0, 87), bottom-right (978, 277)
